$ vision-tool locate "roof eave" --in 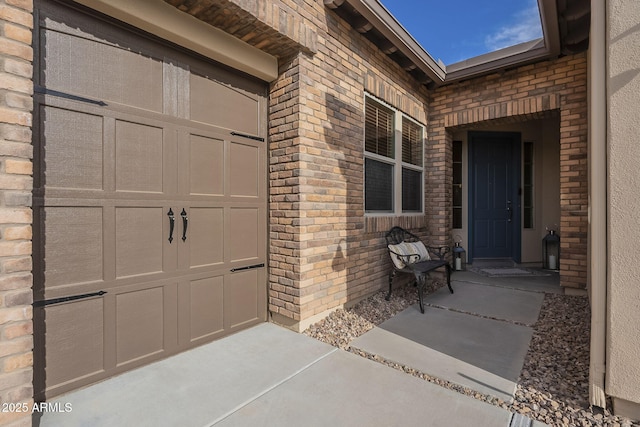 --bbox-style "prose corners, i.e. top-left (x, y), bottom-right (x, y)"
top-left (444, 0), bottom-right (561, 84)
top-left (333, 0), bottom-right (562, 87)
top-left (348, 0), bottom-right (446, 82)
top-left (444, 39), bottom-right (548, 83)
